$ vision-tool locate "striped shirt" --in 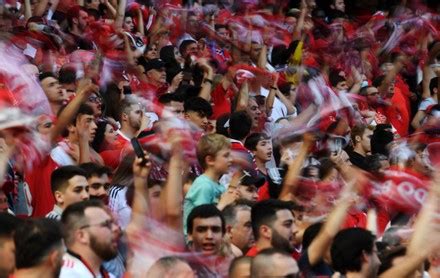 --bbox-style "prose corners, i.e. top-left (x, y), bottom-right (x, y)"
top-left (108, 186), bottom-right (131, 230)
top-left (45, 205), bottom-right (62, 221)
